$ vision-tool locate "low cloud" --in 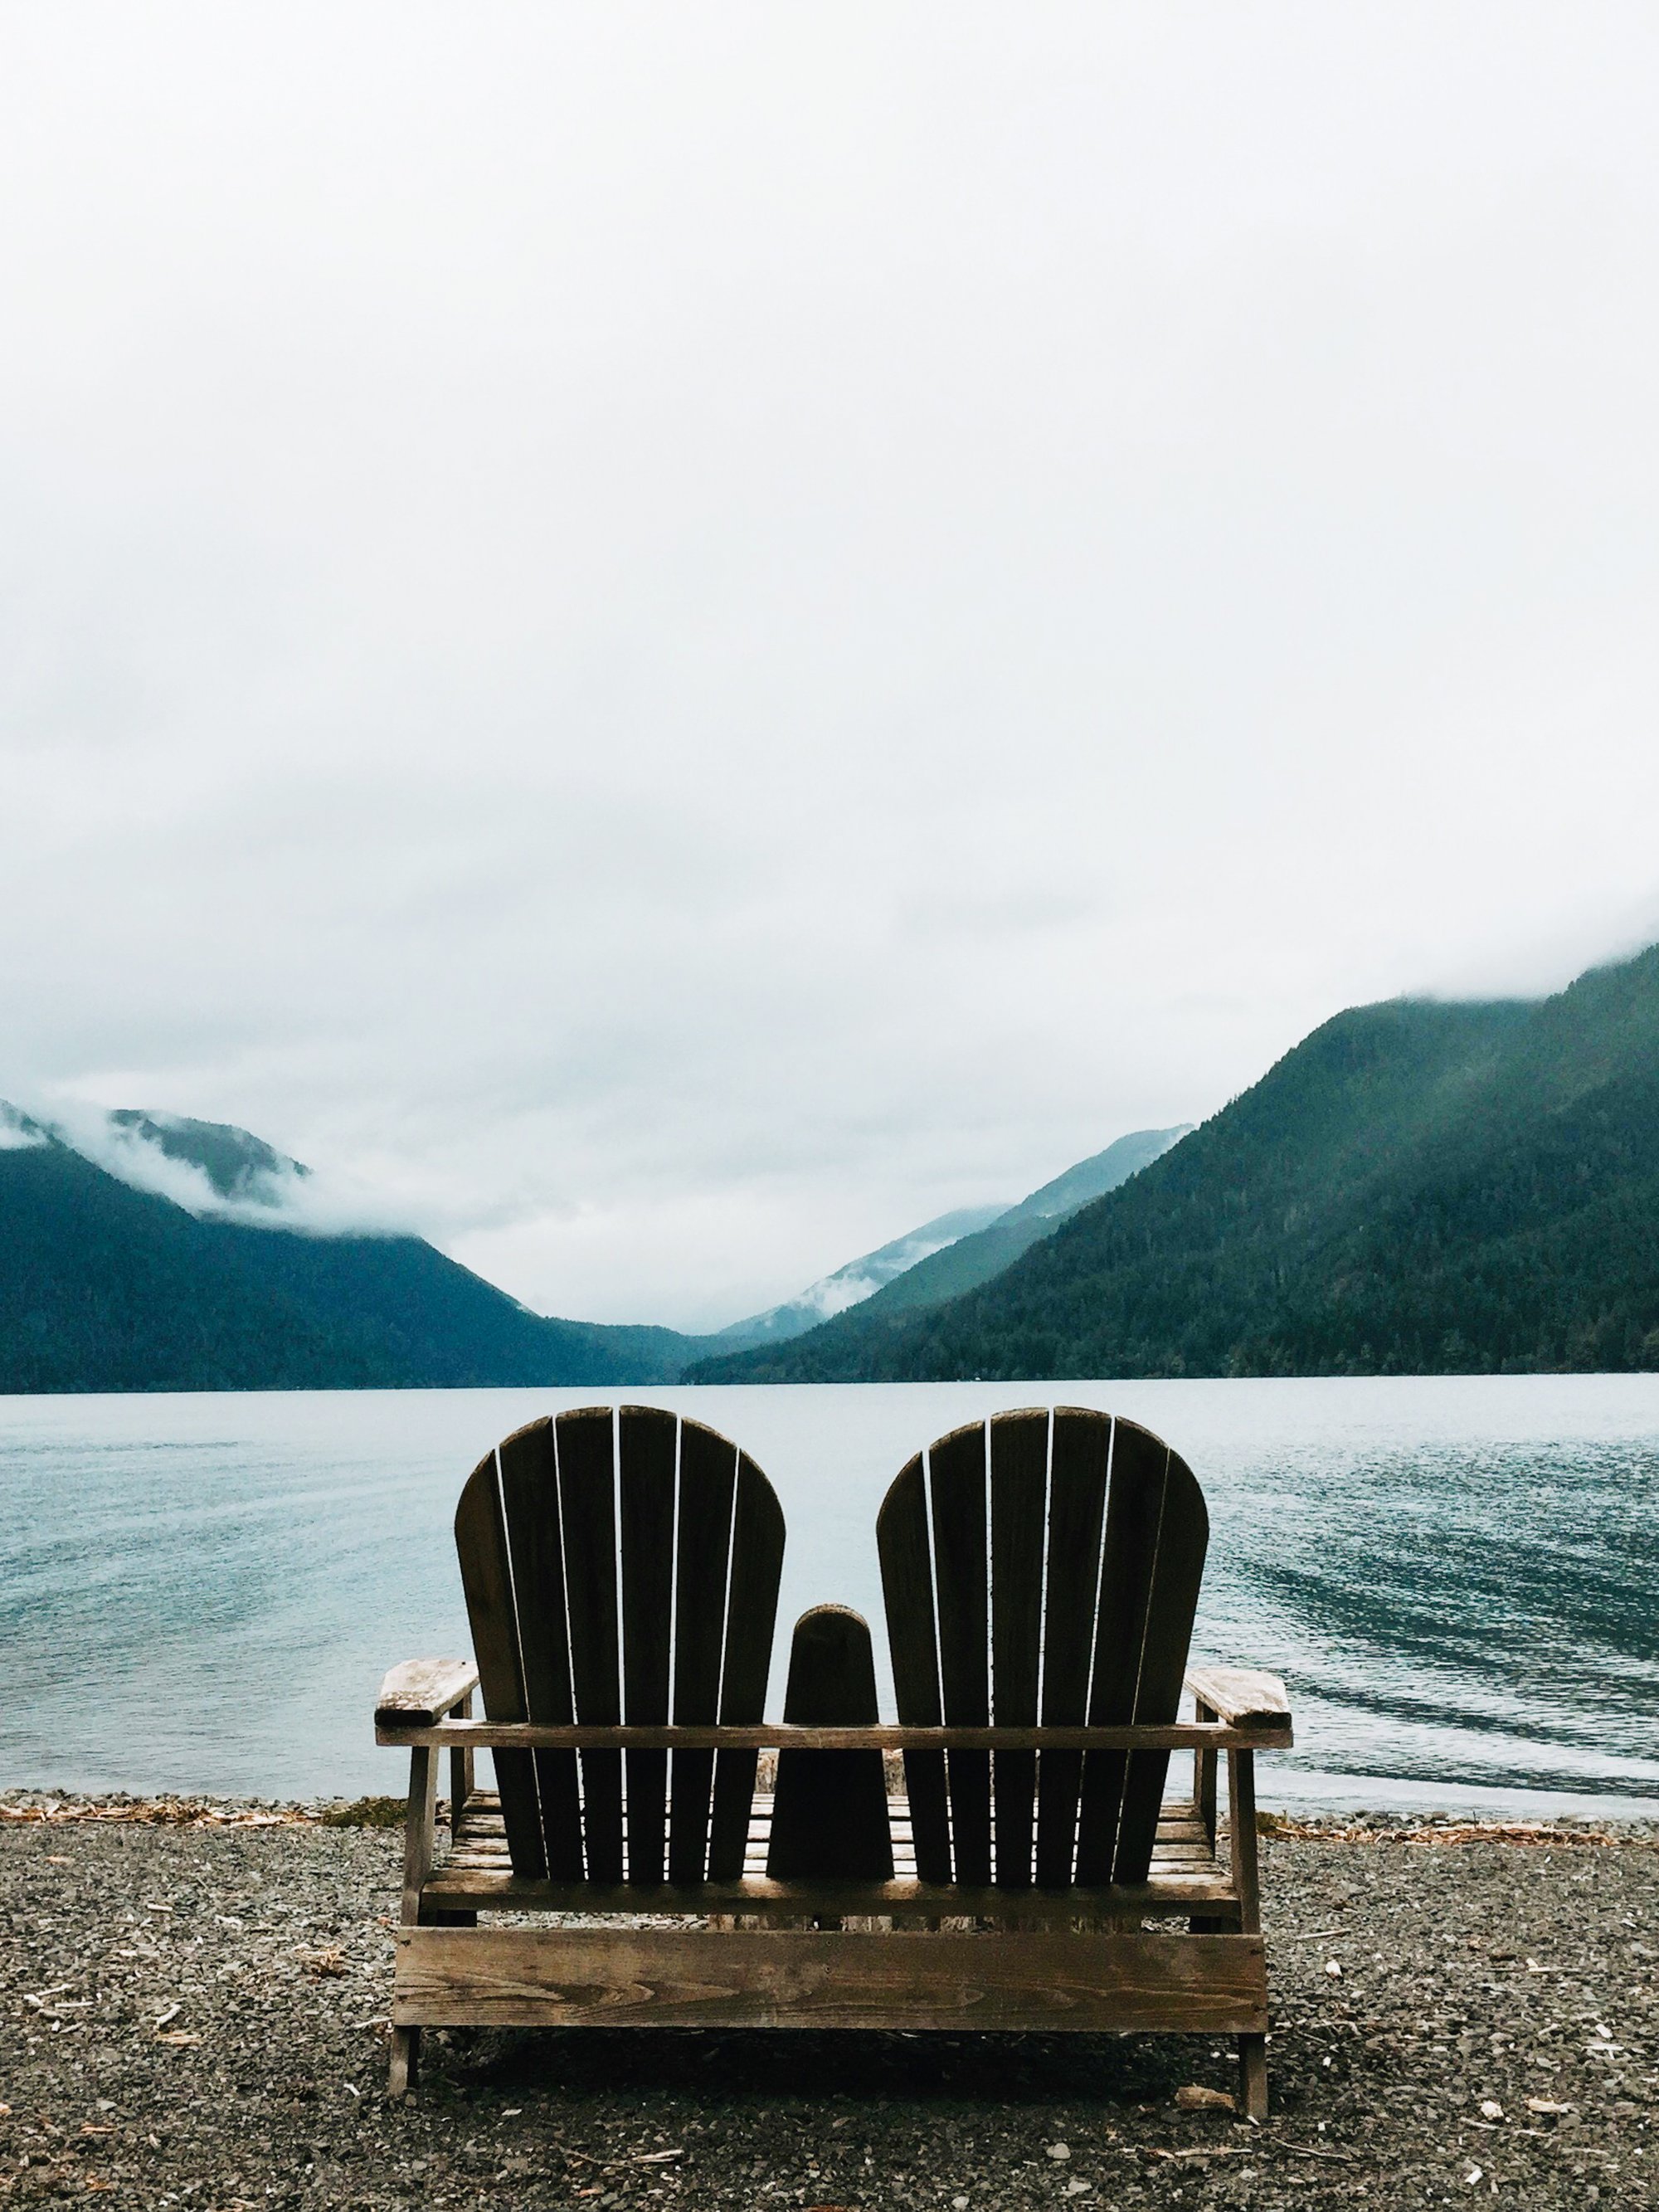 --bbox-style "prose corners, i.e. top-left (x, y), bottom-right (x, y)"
top-left (0, 1101), bottom-right (49, 1150)
top-left (36, 1098), bottom-right (420, 1238)
top-left (4, 8), bottom-right (1659, 1329)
